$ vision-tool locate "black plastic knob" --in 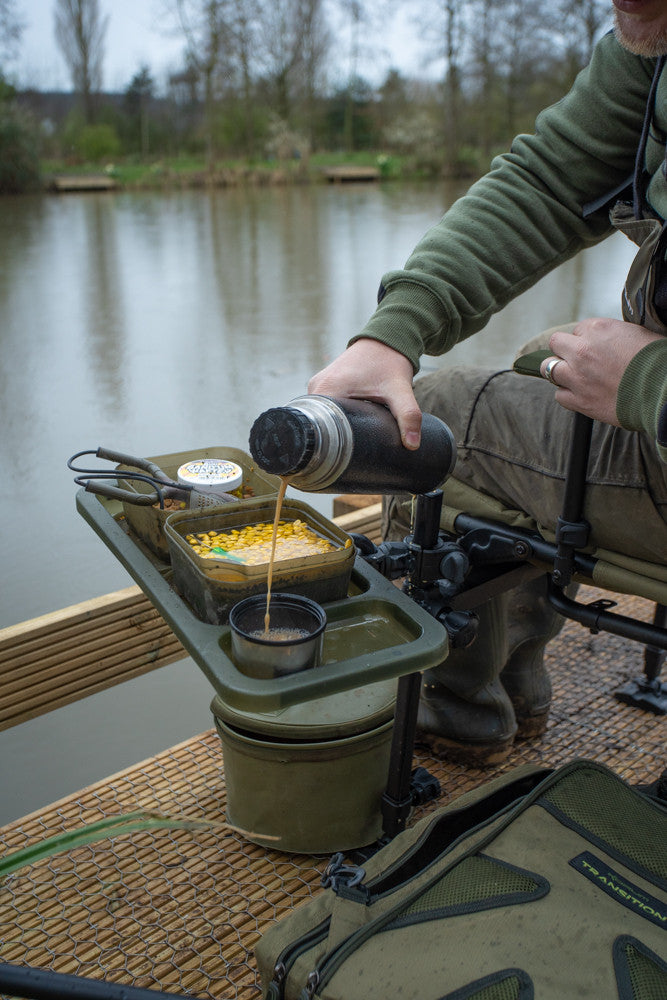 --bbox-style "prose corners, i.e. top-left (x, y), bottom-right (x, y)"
top-left (248, 407), bottom-right (316, 476)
